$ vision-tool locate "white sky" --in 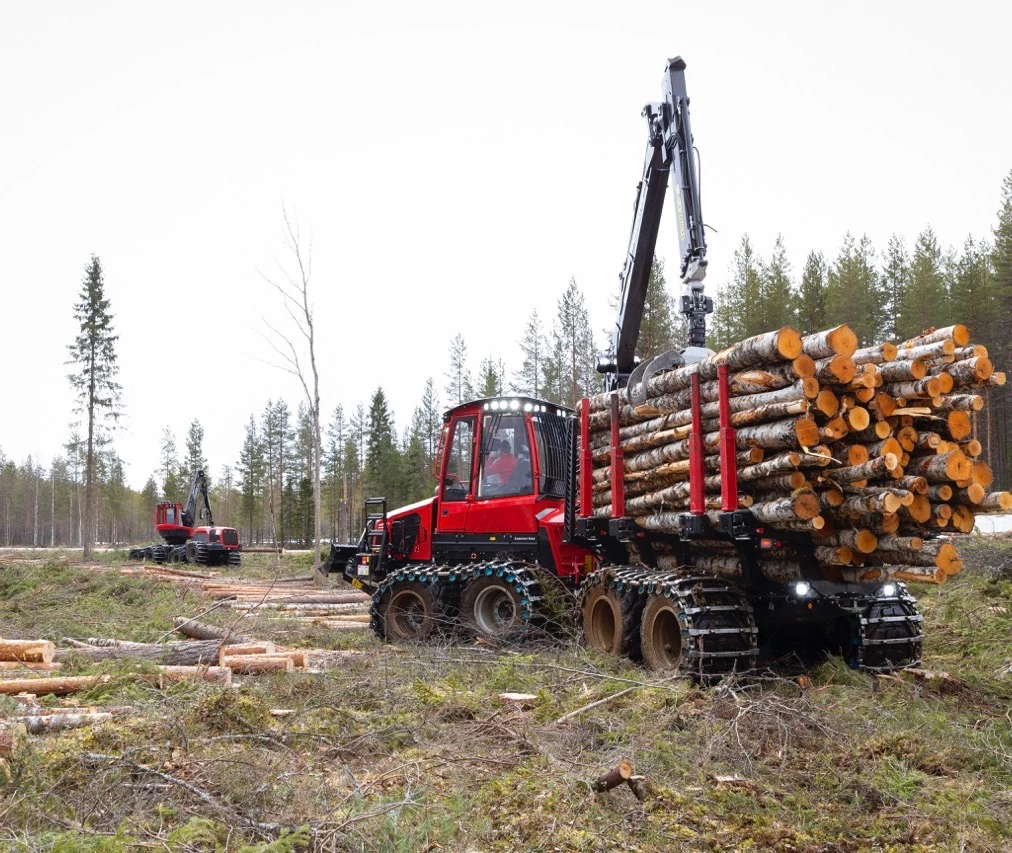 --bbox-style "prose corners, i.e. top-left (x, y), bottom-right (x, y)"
top-left (2, 0), bottom-right (1009, 491)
